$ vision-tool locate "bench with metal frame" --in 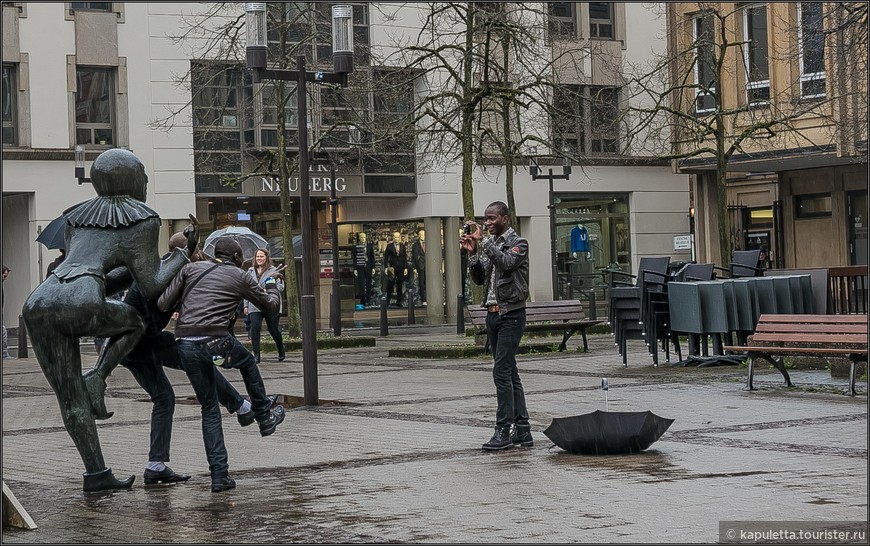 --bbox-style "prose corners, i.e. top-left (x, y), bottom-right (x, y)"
top-left (721, 314), bottom-right (868, 396)
top-left (465, 300), bottom-right (603, 353)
